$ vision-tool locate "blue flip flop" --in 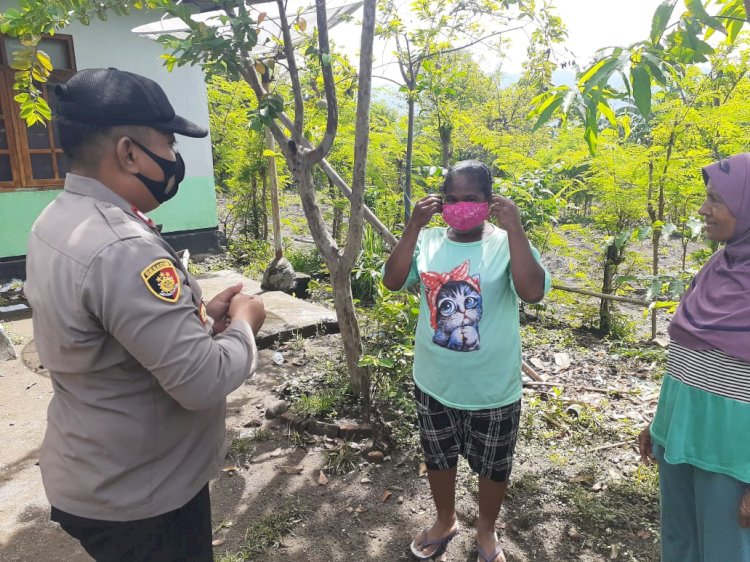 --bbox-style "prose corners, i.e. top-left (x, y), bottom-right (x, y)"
top-left (476, 538), bottom-right (505, 562)
top-left (409, 526), bottom-right (460, 560)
